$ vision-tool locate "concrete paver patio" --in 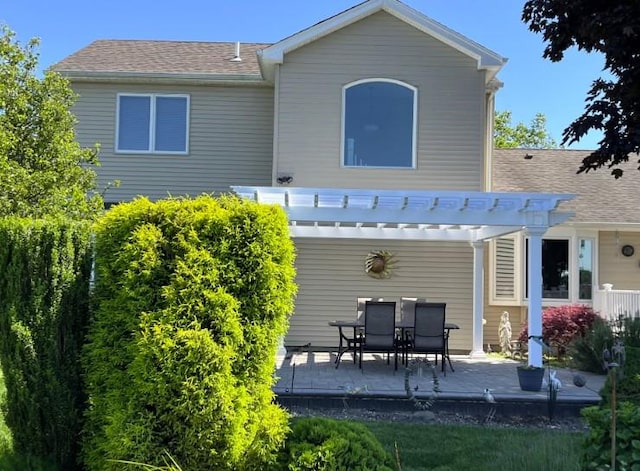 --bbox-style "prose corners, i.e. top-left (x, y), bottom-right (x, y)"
top-left (274, 350), bottom-right (606, 415)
